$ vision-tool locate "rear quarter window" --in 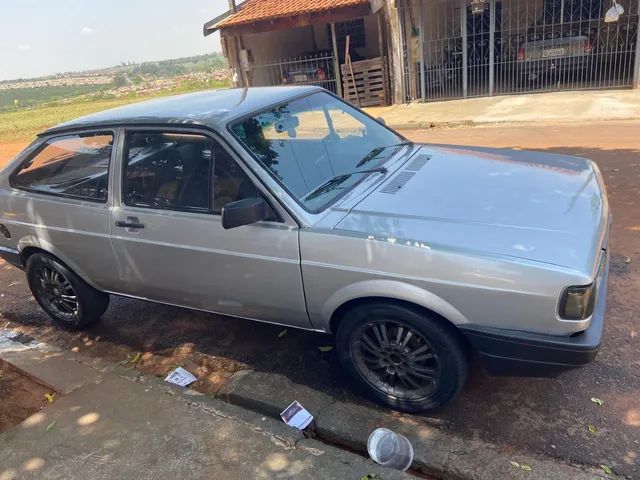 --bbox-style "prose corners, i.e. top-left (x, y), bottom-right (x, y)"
top-left (11, 132), bottom-right (113, 202)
